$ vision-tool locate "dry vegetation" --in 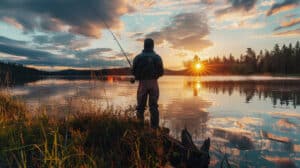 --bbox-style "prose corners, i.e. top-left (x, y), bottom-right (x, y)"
top-left (0, 92), bottom-right (176, 167)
